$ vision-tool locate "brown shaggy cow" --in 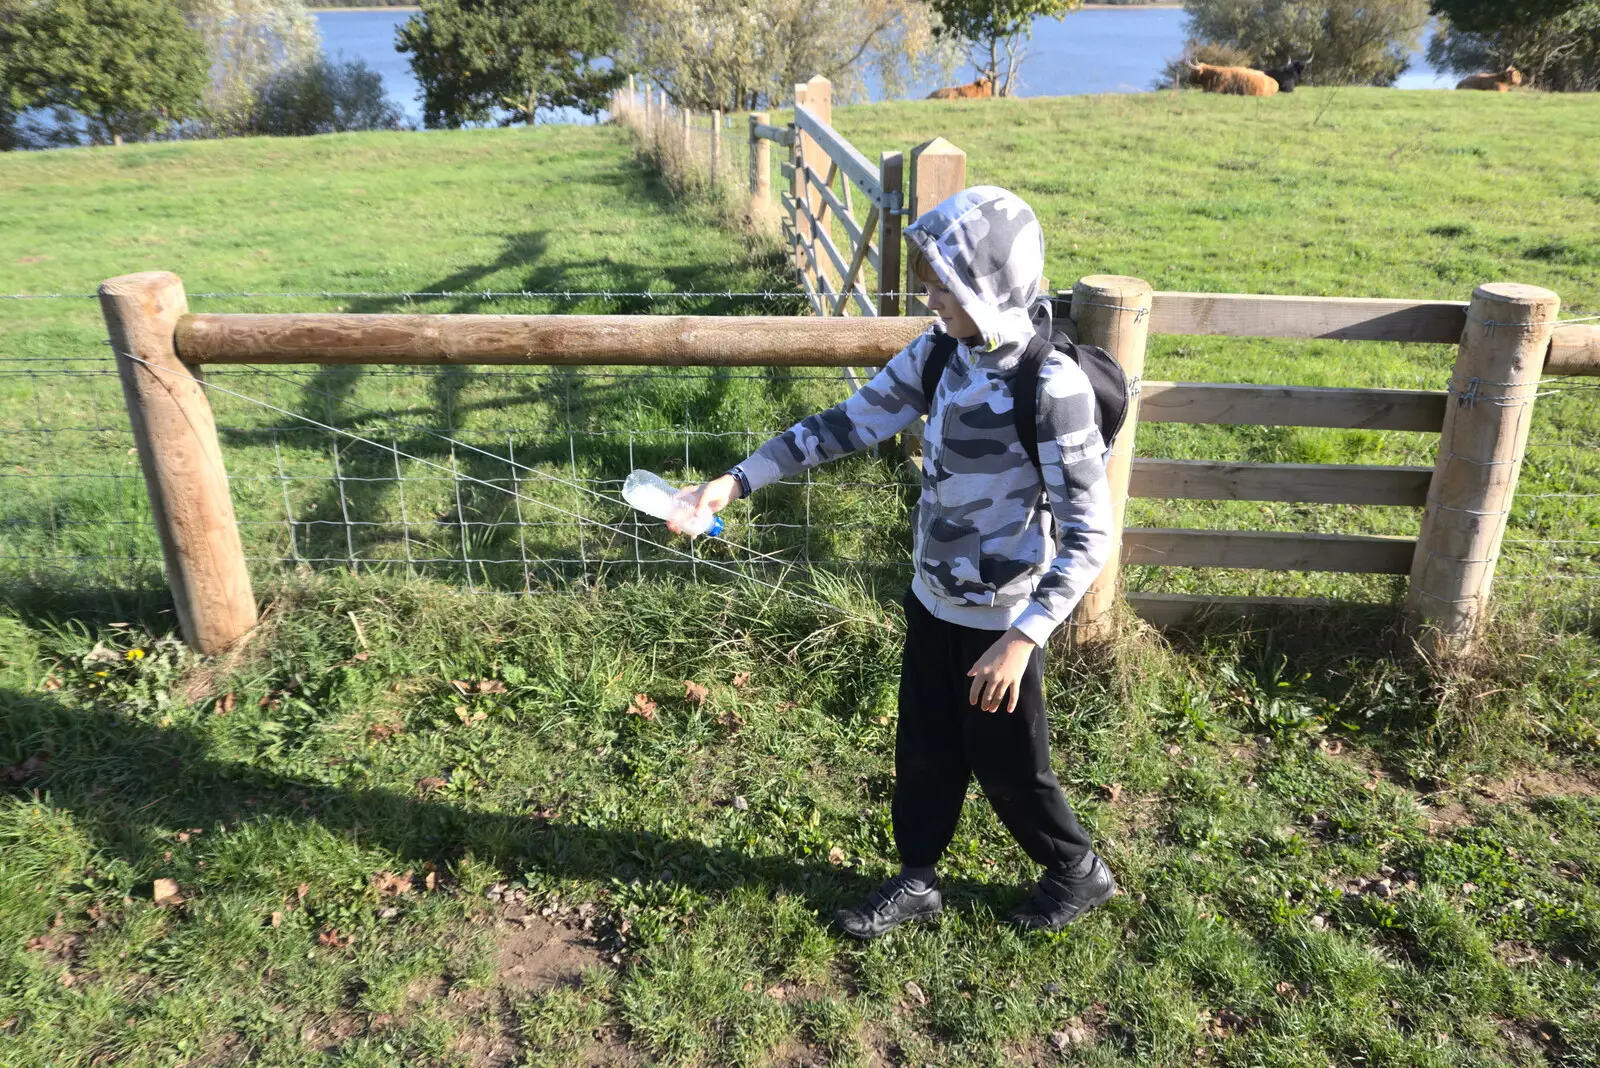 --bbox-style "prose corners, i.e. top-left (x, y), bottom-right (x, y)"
top-left (928, 72), bottom-right (996, 100)
top-left (1187, 62), bottom-right (1279, 97)
top-left (1456, 66), bottom-right (1523, 91)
